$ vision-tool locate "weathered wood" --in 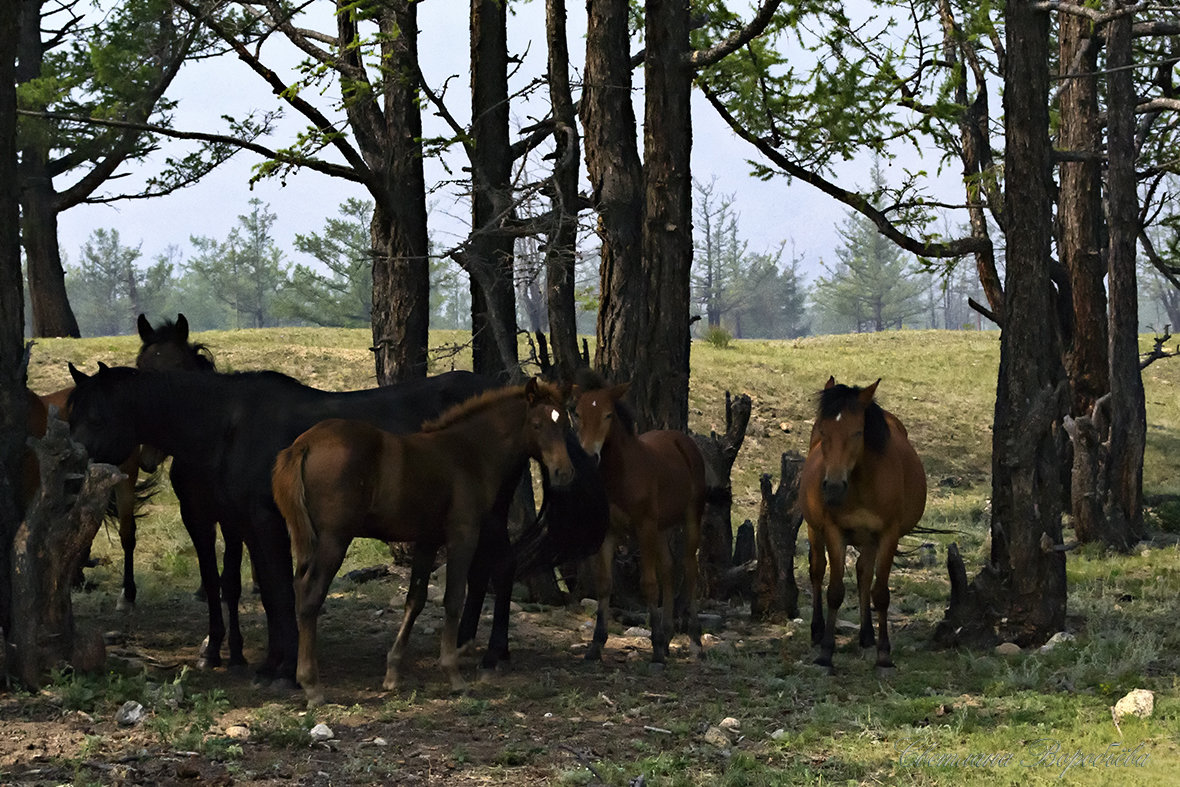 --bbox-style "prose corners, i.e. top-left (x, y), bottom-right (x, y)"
top-left (751, 452), bottom-right (804, 620)
top-left (691, 391), bottom-right (752, 598)
top-left (10, 412), bottom-right (123, 686)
